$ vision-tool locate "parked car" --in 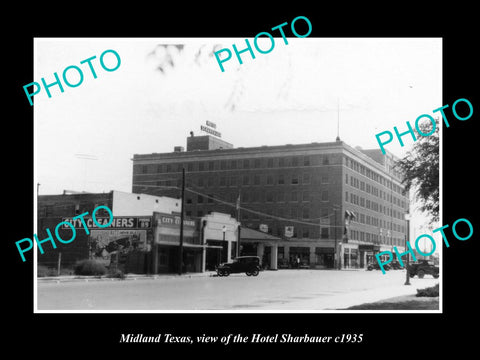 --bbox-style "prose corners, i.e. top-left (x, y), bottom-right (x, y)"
top-left (389, 260), bottom-right (403, 270)
top-left (367, 261), bottom-right (390, 271)
top-left (216, 256), bottom-right (261, 277)
top-left (407, 260), bottom-right (439, 278)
